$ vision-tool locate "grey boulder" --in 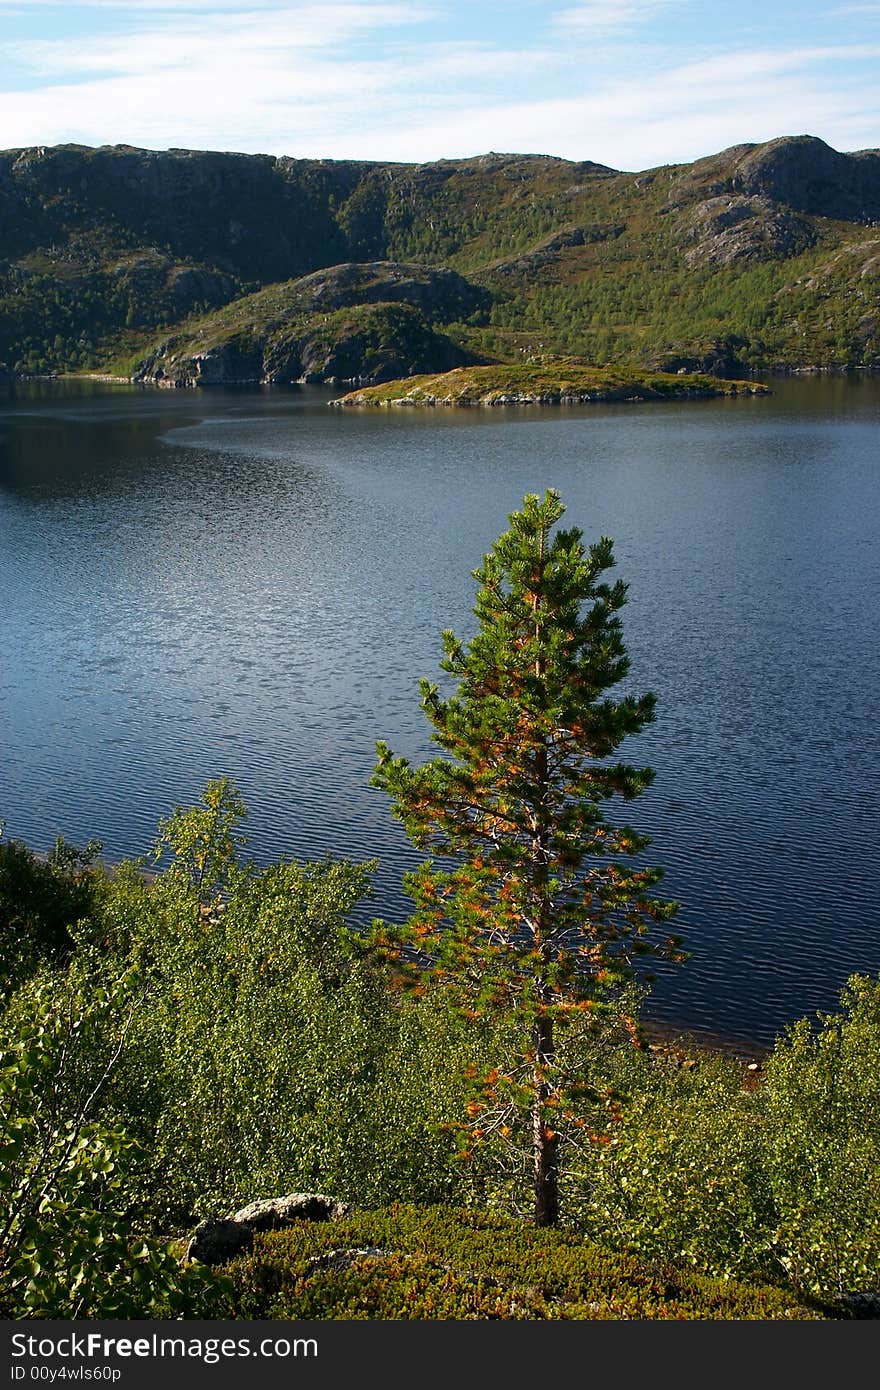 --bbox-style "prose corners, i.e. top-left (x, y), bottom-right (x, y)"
top-left (187, 1192), bottom-right (350, 1265)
